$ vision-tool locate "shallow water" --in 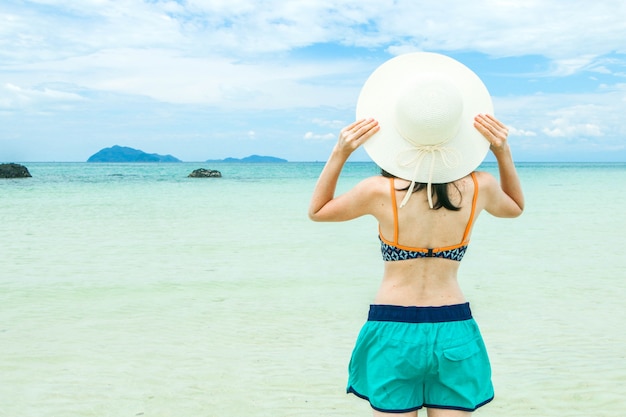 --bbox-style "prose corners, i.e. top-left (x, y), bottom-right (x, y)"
top-left (1, 162), bottom-right (625, 416)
